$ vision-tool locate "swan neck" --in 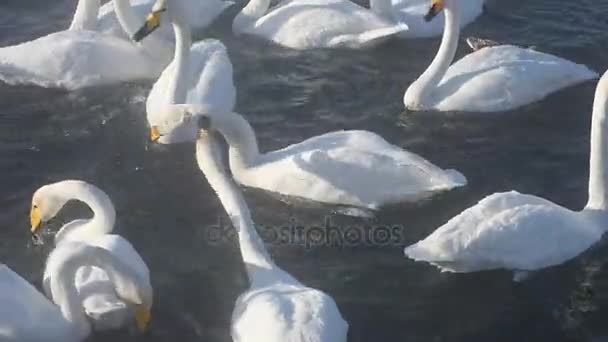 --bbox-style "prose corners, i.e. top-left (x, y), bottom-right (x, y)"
top-left (406, 0), bottom-right (460, 106)
top-left (168, 14), bottom-right (192, 104)
top-left (214, 112), bottom-right (260, 171)
top-left (69, 0), bottom-right (100, 31)
top-left (233, 0), bottom-right (272, 32)
top-left (369, 0), bottom-right (394, 19)
top-left (586, 72), bottom-right (608, 211)
top-left (195, 138), bottom-right (274, 281)
top-left (56, 184), bottom-right (116, 243)
top-left (112, 0), bottom-right (141, 36)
